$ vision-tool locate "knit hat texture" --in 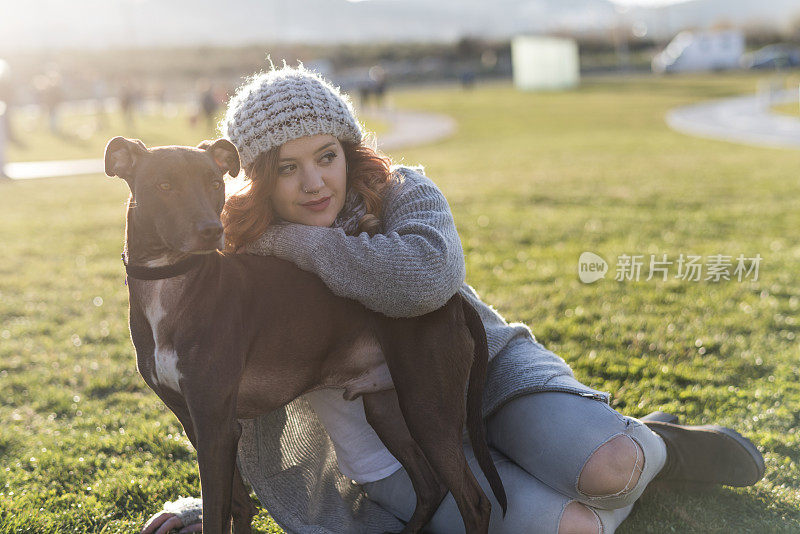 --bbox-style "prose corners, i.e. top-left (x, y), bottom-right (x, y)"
top-left (222, 64), bottom-right (363, 170)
